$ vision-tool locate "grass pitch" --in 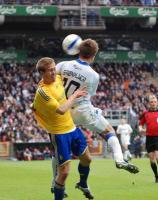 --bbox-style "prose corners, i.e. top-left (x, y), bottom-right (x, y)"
top-left (0, 158), bottom-right (157, 200)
